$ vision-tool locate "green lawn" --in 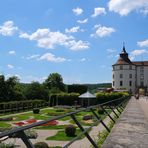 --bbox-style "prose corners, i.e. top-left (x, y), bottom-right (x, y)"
top-left (46, 129), bottom-right (85, 141)
top-left (35, 125), bottom-right (68, 130)
top-left (0, 122), bottom-right (11, 128)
